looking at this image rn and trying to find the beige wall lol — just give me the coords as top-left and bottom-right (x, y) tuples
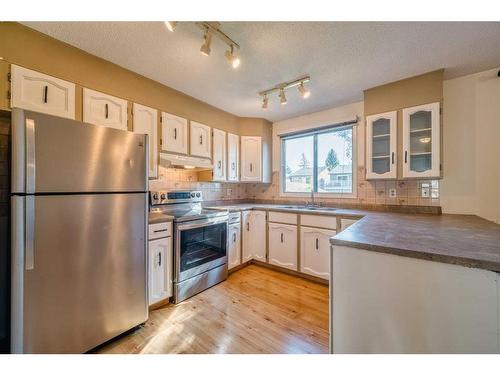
(441, 67), (500, 223)
(0, 22), (243, 133)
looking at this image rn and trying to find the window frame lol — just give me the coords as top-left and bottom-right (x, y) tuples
(280, 123), (357, 199)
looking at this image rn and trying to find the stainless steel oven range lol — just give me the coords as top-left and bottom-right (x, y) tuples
(149, 190), (229, 303)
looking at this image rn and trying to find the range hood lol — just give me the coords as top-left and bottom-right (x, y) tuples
(160, 152), (213, 171)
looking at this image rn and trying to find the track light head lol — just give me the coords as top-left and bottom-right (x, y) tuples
(200, 29), (212, 56)
(298, 82), (310, 99)
(279, 88), (287, 105)
(225, 45), (241, 69)
(262, 95), (269, 110)
(165, 21), (177, 32)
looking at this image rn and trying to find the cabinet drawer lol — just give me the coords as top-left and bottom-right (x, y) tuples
(229, 211), (241, 224)
(268, 211), (297, 225)
(149, 222), (172, 240)
(300, 214), (337, 230)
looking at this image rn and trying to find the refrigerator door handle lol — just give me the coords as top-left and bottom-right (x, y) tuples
(25, 196), (35, 270)
(26, 118), (36, 194)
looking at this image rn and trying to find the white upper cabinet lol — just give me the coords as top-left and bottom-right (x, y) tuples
(366, 111), (397, 179)
(402, 102), (441, 178)
(228, 222), (241, 270)
(10, 64), (75, 119)
(268, 222), (297, 271)
(161, 112), (188, 155)
(133, 103), (158, 179)
(212, 128), (227, 181)
(300, 226), (335, 280)
(190, 121), (211, 158)
(83, 88), (128, 131)
(240, 136), (262, 182)
(227, 133), (239, 182)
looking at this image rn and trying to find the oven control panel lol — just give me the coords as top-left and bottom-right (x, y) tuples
(150, 190), (203, 205)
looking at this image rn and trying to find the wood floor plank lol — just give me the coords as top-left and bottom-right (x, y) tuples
(96, 264), (329, 354)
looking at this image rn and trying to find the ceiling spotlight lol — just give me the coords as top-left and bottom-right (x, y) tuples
(200, 29), (212, 56)
(164, 21), (177, 32)
(262, 95), (269, 110)
(419, 137), (431, 144)
(298, 82), (311, 99)
(225, 45), (241, 69)
(279, 89), (287, 105)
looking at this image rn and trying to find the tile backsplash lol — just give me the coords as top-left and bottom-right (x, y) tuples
(244, 166), (440, 207)
(150, 165), (440, 208)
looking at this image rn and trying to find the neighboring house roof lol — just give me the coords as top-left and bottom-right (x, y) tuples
(289, 166), (326, 177)
(318, 164), (352, 180)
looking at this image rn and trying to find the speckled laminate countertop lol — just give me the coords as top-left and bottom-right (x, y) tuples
(205, 203), (500, 272)
(148, 211), (174, 224)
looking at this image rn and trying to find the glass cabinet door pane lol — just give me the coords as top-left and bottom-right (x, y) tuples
(372, 118), (390, 174)
(373, 157), (390, 174)
(373, 118), (390, 136)
(409, 110), (432, 173)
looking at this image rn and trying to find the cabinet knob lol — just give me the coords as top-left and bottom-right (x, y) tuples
(174, 128), (177, 140)
(405, 151), (408, 164)
(105, 103), (109, 119)
(233, 232), (236, 242)
(250, 163), (253, 172)
(200, 135), (203, 145)
(391, 152), (395, 164)
(280, 233), (284, 243)
(247, 222), (249, 231)
(158, 252), (162, 266)
(43, 85), (48, 104)
(315, 238), (319, 250)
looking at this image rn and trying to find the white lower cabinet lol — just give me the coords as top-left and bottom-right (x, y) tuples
(268, 222), (297, 271)
(242, 210), (267, 262)
(300, 226), (335, 279)
(148, 227), (172, 306)
(228, 222), (241, 270)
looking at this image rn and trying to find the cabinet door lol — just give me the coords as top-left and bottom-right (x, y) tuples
(212, 128), (227, 181)
(251, 211), (267, 261)
(190, 121), (211, 158)
(11, 64), (75, 119)
(300, 227), (335, 279)
(227, 133), (239, 181)
(133, 103), (158, 179)
(268, 222), (297, 271)
(366, 111), (397, 179)
(241, 211), (253, 262)
(161, 112), (188, 154)
(402, 102), (441, 178)
(148, 237), (172, 305)
(240, 136), (262, 182)
(228, 223), (241, 270)
(83, 88), (128, 130)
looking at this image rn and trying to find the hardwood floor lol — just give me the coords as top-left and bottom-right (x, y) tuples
(96, 264), (329, 354)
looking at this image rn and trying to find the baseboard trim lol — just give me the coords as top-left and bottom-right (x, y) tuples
(232, 259), (329, 286)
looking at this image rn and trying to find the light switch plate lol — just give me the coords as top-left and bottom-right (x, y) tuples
(389, 188), (397, 198)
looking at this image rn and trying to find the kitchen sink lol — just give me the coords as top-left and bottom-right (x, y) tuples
(278, 205), (338, 212)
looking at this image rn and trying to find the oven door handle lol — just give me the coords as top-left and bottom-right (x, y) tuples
(176, 216), (229, 231)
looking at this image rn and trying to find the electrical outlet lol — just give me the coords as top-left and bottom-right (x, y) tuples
(421, 182), (430, 198)
(389, 188), (397, 198)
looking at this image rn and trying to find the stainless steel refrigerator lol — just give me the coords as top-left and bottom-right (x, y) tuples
(10, 108), (149, 353)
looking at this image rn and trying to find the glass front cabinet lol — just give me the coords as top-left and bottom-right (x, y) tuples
(366, 110), (397, 179)
(402, 102), (441, 178)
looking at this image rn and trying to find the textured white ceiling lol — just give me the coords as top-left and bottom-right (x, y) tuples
(22, 22), (500, 121)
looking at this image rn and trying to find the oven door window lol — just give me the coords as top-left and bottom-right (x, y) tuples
(180, 222), (227, 273)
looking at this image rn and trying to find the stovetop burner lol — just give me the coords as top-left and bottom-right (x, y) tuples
(149, 190), (228, 222)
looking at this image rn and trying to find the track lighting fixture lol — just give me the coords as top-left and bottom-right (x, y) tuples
(225, 45), (241, 69)
(279, 89), (287, 105)
(298, 82), (311, 99)
(164, 21), (177, 32)
(200, 29), (213, 56)
(258, 76), (311, 110)
(262, 94), (269, 110)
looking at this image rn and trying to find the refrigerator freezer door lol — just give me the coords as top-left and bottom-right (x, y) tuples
(18, 193), (148, 353)
(12, 109), (147, 193)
